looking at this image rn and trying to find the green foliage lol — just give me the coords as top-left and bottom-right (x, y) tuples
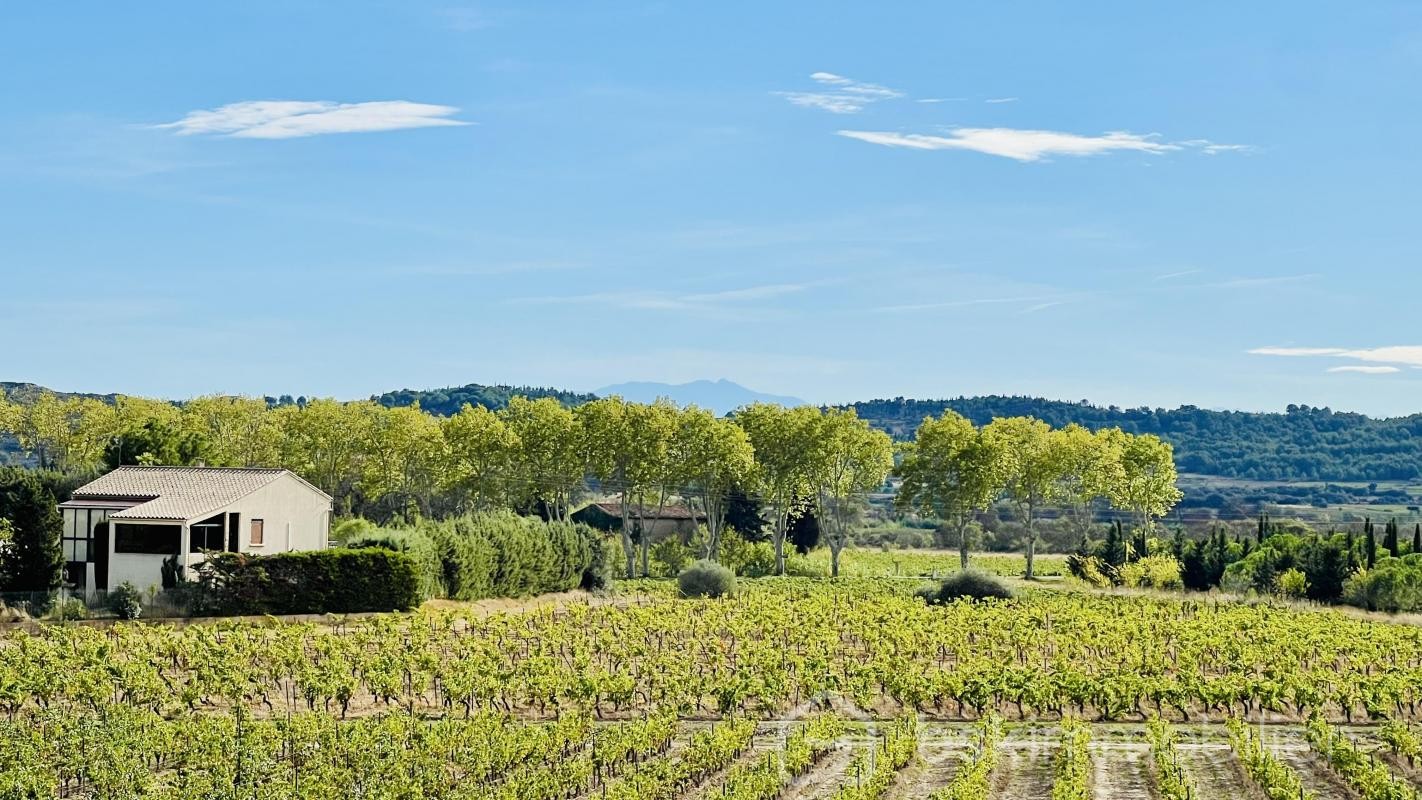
(922, 568), (1013, 603)
(355, 512), (611, 600)
(0, 467), (63, 595)
(1275, 567), (1310, 599)
(677, 559), (737, 598)
(192, 549), (421, 615)
(372, 383), (596, 417)
(719, 532), (777, 577)
(649, 538), (691, 577)
(852, 395), (1422, 482)
(1117, 555), (1184, 590)
(107, 582), (144, 620)
(1343, 554), (1422, 613)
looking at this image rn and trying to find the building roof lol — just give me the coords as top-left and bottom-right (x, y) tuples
(579, 502), (706, 521)
(68, 466), (329, 522)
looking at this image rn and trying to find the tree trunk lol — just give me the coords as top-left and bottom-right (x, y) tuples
(1024, 504), (1037, 580)
(956, 517), (970, 571)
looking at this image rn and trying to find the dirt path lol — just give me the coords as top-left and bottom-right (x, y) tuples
(1264, 732), (1359, 800)
(991, 745), (1056, 800)
(1090, 743), (1157, 800)
(883, 741), (967, 800)
(1175, 743), (1267, 800)
(781, 744), (859, 800)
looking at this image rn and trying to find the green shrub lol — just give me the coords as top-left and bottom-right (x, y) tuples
(192, 549), (421, 616)
(1343, 555), (1422, 613)
(346, 529), (444, 599)
(48, 597), (88, 621)
(1275, 568), (1310, 599)
(1118, 556), (1184, 591)
(355, 512), (612, 601)
(678, 560), (737, 598)
(651, 538), (692, 577)
(924, 569), (1013, 604)
(331, 517), (380, 545)
(721, 534), (777, 577)
(784, 553), (827, 578)
(107, 582), (144, 620)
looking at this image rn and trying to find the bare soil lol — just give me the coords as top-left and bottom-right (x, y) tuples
(1090, 742), (1157, 800)
(991, 744), (1057, 800)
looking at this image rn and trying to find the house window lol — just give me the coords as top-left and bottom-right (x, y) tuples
(250, 519), (264, 547)
(189, 525), (225, 553)
(114, 524), (180, 555)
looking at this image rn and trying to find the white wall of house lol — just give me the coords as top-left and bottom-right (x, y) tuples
(223, 473), (331, 554)
(110, 546), (178, 594)
(62, 473), (330, 595)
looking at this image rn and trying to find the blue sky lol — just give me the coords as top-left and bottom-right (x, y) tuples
(5, 2), (1422, 415)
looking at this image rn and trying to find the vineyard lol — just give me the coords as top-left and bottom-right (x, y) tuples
(3, 579), (1422, 797)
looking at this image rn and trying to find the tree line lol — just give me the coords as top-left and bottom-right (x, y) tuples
(895, 410), (1183, 578)
(853, 395), (1422, 482)
(0, 392), (1184, 580)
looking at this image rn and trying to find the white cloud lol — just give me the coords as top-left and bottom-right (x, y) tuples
(838, 128), (1253, 163)
(1328, 366), (1401, 374)
(777, 72), (904, 114)
(1250, 344), (1422, 373)
(156, 101), (469, 139)
(1248, 347), (1350, 358)
(837, 128), (1180, 162)
(984, 97), (1019, 104)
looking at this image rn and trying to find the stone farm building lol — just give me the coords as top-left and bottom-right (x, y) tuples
(59, 466), (332, 595)
(571, 502), (707, 542)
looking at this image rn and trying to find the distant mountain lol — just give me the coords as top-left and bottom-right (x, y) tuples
(595, 379), (804, 415)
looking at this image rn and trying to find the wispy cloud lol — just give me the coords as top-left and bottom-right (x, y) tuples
(984, 97), (1019, 104)
(1250, 344), (1422, 374)
(1210, 274), (1316, 289)
(1155, 269), (1202, 281)
(776, 72), (904, 114)
(1328, 365), (1401, 374)
(155, 101), (469, 139)
(874, 294), (1067, 313)
(837, 127), (1250, 163)
(1021, 301), (1065, 314)
(512, 282), (816, 312)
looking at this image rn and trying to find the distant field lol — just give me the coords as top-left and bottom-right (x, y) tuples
(804, 548), (1068, 578)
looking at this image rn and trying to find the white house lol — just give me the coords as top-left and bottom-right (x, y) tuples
(59, 466), (332, 595)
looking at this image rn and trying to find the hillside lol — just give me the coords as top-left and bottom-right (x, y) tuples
(371, 383), (597, 416)
(850, 396), (1422, 482)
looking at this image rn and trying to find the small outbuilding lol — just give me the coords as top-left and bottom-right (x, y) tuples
(59, 466), (332, 595)
(571, 502), (707, 542)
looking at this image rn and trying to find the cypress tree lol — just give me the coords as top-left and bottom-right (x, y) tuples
(0, 469), (64, 596)
(1384, 518), (1400, 558)
(1365, 519), (1377, 569)
(1414, 523), (1421, 555)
